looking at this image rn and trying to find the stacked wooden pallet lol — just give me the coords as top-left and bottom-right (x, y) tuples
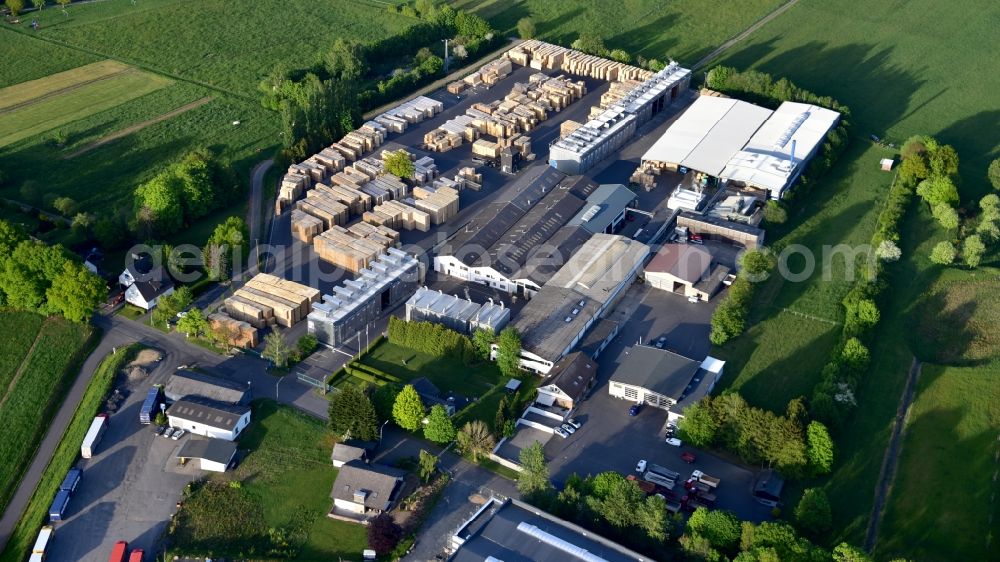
(423, 115), (478, 152)
(313, 223), (399, 273)
(207, 312), (259, 348)
(505, 40), (652, 82)
(225, 274), (320, 328)
(447, 81), (467, 94)
(473, 139), (500, 159)
(290, 209), (325, 243)
(464, 57), (513, 87)
(412, 185), (459, 225)
(364, 200), (432, 232)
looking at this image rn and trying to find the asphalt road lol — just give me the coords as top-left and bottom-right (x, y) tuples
(247, 158), (274, 276)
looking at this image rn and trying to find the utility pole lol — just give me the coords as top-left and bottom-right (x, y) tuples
(442, 38), (450, 73)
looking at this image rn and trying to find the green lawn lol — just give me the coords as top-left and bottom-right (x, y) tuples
(875, 360), (1000, 562)
(0, 345), (140, 562)
(170, 400), (367, 560)
(0, 315), (93, 517)
(461, 0), (786, 65)
(0, 29), (98, 88)
(359, 340), (503, 397)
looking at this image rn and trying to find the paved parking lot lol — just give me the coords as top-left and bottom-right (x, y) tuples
(541, 283), (773, 522)
(46, 361), (200, 562)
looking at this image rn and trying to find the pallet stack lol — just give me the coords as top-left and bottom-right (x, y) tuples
(423, 115), (478, 152)
(447, 81), (467, 95)
(412, 185), (459, 225)
(364, 200), (432, 232)
(505, 40), (652, 82)
(225, 274), (320, 329)
(313, 223), (399, 273)
(463, 58), (513, 88)
(457, 167), (483, 190)
(472, 139), (500, 160)
(296, 190), (351, 230)
(207, 312), (259, 348)
(290, 209), (325, 243)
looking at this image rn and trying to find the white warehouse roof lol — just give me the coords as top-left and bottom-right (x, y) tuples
(642, 96), (772, 176)
(719, 102), (841, 197)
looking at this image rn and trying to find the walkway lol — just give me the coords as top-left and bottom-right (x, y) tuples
(691, 0), (801, 70)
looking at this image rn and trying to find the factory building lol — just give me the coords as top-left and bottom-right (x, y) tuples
(404, 287), (511, 335)
(510, 234), (650, 374)
(308, 249), (422, 348)
(549, 63), (692, 174)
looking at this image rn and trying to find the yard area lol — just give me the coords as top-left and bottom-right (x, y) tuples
(169, 400), (367, 561)
(875, 360), (1000, 561)
(0, 314), (93, 517)
(358, 339), (503, 397)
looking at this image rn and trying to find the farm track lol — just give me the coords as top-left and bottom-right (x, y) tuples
(692, 0), (801, 70)
(0, 322), (48, 412)
(63, 96), (213, 159)
(865, 357), (922, 552)
(0, 68), (135, 115)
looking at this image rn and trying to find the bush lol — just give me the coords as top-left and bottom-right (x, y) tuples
(367, 513), (403, 556)
(386, 317), (474, 361)
(795, 488), (832, 534)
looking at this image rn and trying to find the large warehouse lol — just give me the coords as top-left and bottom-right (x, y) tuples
(608, 345), (724, 422)
(404, 287), (510, 334)
(642, 96), (840, 199)
(511, 234), (650, 374)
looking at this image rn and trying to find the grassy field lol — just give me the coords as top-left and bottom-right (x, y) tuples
(0, 63), (171, 147)
(169, 400), (367, 561)
(913, 276), (1000, 364)
(24, 0), (419, 96)
(0, 345), (140, 562)
(461, 0), (786, 65)
(0, 29), (98, 88)
(0, 314), (93, 518)
(0, 312), (46, 401)
(702, 0), (1000, 553)
(875, 359), (1000, 561)
(359, 339), (502, 396)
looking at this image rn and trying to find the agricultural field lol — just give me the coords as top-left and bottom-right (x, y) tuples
(169, 400), (367, 561)
(0, 345), (141, 562)
(0, 61), (172, 147)
(0, 314), (93, 517)
(359, 339), (502, 396)
(0, 30), (98, 88)
(21, 0), (419, 96)
(461, 0), (786, 65)
(707, 0), (1000, 553)
(876, 359), (1000, 562)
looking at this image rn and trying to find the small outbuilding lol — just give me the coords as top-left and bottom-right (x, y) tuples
(167, 398), (251, 442)
(176, 437), (238, 472)
(331, 440), (377, 468)
(644, 244), (730, 301)
(753, 469), (785, 507)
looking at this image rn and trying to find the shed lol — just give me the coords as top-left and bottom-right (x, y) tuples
(176, 437), (238, 472)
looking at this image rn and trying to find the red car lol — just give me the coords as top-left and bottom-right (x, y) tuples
(681, 452), (696, 464)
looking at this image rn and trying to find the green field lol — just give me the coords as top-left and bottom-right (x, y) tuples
(462, 0), (786, 65)
(0, 314), (93, 517)
(0, 64), (171, 147)
(702, 0), (1000, 554)
(25, 0), (419, 96)
(876, 360), (1000, 561)
(0, 30), (98, 88)
(169, 400), (367, 561)
(359, 339), (502, 396)
(0, 345), (140, 562)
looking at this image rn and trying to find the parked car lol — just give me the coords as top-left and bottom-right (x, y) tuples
(162, 428), (176, 439)
(665, 437), (683, 447)
(628, 403), (643, 416)
(560, 423), (576, 435)
(566, 418), (581, 429)
(553, 427), (569, 438)
(153, 425), (166, 436)
(688, 233), (704, 244)
(681, 452), (697, 464)
(687, 296), (699, 303)
(723, 273), (737, 286)
(655, 336), (667, 349)
(636, 459), (647, 473)
(170, 429), (186, 440)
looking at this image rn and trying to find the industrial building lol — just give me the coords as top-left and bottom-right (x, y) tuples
(176, 438), (238, 473)
(549, 62), (692, 175)
(677, 211), (766, 249)
(608, 345), (724, 423)
(435, 170), (640, 296)
(308, 248), (421, 348)
(641, 96), (840, 200)
(644, 244), (731, 301)
(450, 497), (649, 562)
(164, 370), (250, 405)
(511, 234), (650, 374)
(166, 398), (251, 442)
(404, 287), (510, 334)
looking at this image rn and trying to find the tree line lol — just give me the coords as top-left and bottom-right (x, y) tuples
(0, 219), (105, 322)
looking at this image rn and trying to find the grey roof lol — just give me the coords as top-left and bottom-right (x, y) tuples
(406, 288), (481, 323)
(578, 318), (619, 357)
(540, 352), (597, 403)
(176, 437), (238, 465)
(165, 370), (249, 405)
(451, 498), (649, 562)
(332, 443), (368, 464)
(680, 210), (767, 237)
(611, 345), (701, 399)
(693, 263), (732, 297)
(513, 225), (593, 287)
(754, 469), (785, 499)
(568, 184), (636, 234)
(410, 377), (440, 399)
(131, 266), (174, 301)
(167, 398), (250, 431)
(645, 244), (712, 284)
(513, 287), (600, 363)
(331, 460), (404, 512)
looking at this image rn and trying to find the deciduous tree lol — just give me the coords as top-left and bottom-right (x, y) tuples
(517, 441), (551, 498)
(516, 17), (536, 39)
(929, 240), (957, 265)
(687, 507), (741, 550)
(456, 420), (494, 462)
(916, 176), (959, 208)
(806, 421), (834, 475)
(383, 149), (415, 180)
(262, 330), (293, 368)
(367, 513), (403, 556)
(392, 384), (425, 431)
(931, 203), (959, 230)
(795, 488), (832, 533)
(677, 398), (718, 446)
(418, 449), (438, 483)
(5, 0), (24, 17)
(495, 326), (521, 377)
(177, 308), (209, 338)
(423, 404), (456, 444)
(324, 38), (366, 81)
(46, 261), (105, 323)
(989, 158), (1000, 191)
(962, 234), (986, 268)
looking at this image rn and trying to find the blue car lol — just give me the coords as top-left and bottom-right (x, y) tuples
(628, 403), (642, 416)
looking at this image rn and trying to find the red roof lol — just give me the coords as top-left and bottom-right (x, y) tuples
(644, 244), (711, 284)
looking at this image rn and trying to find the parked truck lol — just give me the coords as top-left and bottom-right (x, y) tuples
(691, 470), (721, 489)
(48, 490), (71, 522)
(626, 474), (658, 495)
(648, 464), (680, 482)
(28, 525), (53, 562)
(138, 387), (162, 425)
(59, 468), (82, 493)
(108, 541), (128, 562)
(81, 414), (109, 459)
(642, 471), (675, 490)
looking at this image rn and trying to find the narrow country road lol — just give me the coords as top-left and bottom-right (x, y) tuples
(247, 158), (274, 276)
(864, 357), (922, 552)
(691, 0), (800, 70)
